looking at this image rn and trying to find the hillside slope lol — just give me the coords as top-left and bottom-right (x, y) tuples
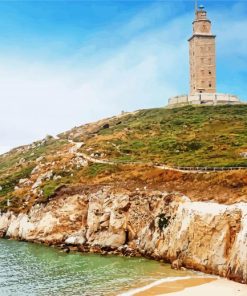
(60, 104), (247, 167)
(0, 105), (247, 212)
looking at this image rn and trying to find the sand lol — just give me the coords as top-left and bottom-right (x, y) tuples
(161, 279), (247, 296)
(121, 277), (247, 296)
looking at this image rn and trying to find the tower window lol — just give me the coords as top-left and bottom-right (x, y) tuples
(209, 71), (212, 75)
(209, 83), (212, 87)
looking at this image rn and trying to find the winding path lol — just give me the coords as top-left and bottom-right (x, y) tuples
(69, 141), (247, 174)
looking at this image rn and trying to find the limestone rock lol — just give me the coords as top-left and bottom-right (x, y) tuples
(0, 187), (247, 283)
(32, 171), (53, 189)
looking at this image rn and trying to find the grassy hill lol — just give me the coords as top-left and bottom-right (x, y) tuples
(0, 104), (247, 212)
(60, 104), (247, 167)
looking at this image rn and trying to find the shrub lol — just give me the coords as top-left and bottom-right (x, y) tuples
(84, 163), (119, 177)
(0, 165), (35, 197)
(157, 213), (170, 230)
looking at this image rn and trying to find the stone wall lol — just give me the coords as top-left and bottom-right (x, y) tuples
(168, 93), (242, 108)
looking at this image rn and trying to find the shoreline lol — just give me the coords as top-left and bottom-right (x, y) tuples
(2, 238), (247, 296)
(1, 187), (247, 287)
(120, 277), (247, 296)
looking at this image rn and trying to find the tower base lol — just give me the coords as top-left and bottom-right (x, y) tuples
(167, 93), (242, 109)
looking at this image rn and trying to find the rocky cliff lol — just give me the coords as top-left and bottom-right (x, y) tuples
(0, 186), (246, 284)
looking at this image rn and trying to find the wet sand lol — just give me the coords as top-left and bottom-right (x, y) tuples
(134, 277), (216, 296)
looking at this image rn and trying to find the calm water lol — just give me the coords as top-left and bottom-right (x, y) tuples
(0, 239), (191, 296)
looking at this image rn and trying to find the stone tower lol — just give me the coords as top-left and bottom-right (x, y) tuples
(188, 5), (216, 95)
(167, 4), (241, 108)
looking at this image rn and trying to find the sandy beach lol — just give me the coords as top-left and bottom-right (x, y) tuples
(161, 279), (247, 296)
(121, 277), (247, 296)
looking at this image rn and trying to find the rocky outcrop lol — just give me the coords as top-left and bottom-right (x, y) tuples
(0, 187), (246, 283)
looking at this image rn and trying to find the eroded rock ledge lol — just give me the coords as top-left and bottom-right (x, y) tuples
(0, 187), (246, 283)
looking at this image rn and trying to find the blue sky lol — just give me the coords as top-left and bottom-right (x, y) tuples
(0, 0), (247, 153)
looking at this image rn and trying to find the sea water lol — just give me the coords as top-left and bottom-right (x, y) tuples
(0, 239), (192, 296)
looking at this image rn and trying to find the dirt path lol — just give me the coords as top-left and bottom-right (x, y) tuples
(69, 141), (247, 174)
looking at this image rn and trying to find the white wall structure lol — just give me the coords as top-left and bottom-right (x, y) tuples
(168, 93), (242, 108)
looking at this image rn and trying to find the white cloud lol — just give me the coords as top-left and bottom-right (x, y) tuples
(0, 9), (190, 152)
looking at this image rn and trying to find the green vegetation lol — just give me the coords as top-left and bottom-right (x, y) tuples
(84, 105), (247, 167)
(158, 214), (170, 230)
(0, 195), (22, 212)
(0, 165), (35, 197)
(0, 138), (68, 209)
(42, 180), (63, 199)
(40, 171), (73, 200)
(84, 163), (119, 177)
(0, 138), (67, 175)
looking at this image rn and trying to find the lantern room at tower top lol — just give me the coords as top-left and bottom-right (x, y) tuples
(167, 4), (242, 108)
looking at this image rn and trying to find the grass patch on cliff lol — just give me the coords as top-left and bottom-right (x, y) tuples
(158, 214), (171, 230)
(41, 180), (63, 199)
(0, 194), (23, 212)
(82, 105), (247, 167)
(40, 172), (73, 201)
(0, 165), (35, 197)
(0, 139), (67, 175)
(0, 138), (68, 204)
(84, 163), (119, 177)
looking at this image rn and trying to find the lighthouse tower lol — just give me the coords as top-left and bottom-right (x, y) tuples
(167, 4), (241, 108)
(188, 5), (216, 95)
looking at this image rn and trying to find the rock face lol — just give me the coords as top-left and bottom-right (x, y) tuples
(0, 187), (246, 283)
